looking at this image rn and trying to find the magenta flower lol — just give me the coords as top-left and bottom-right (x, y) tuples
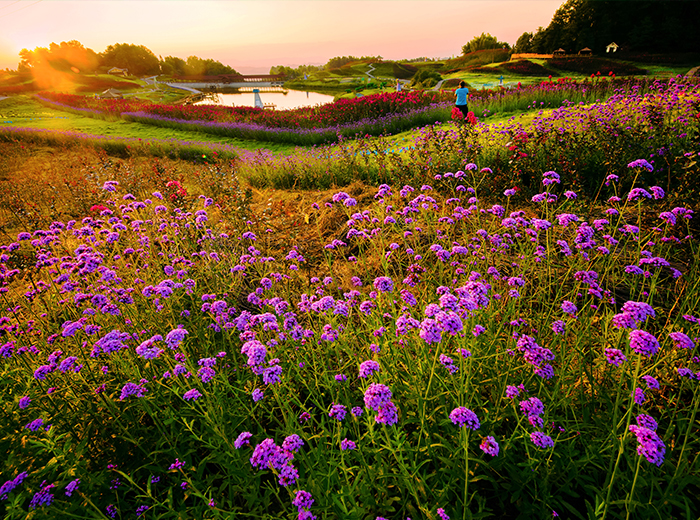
(449, 407), (480, 429)
(358, 360), (381, 378)
(669, 332), (694, 349)
(293, 489), (314, 511)
(530, 431), (554, 448)
(375, 401), (398, 425)
(629, 425), (665, 466)
(183, 388), (202, 401)
(328, 404), (347, 421)
(373, 276), (394, 293)
(340, 438), (356, 450)
(234, 432), (253, 449)
(604, 348), (627, 367)
(282, 434), (304, 453)
(629, 330), (660, 357)
(479, 436), (500, 456)
(364, 383), (392, 411)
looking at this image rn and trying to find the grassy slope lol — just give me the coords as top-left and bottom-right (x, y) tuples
(0, 95), (296, 154)
(290, 53), (697, 96)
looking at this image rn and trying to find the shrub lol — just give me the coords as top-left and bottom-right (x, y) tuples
(546, 57), (645, 76)
(392, 62), (418, 80)
(500, 60), (557, 76)
(411, 68), (442, 88)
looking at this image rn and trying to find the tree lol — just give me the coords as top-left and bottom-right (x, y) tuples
(18, 41), (99, 74)
(270, 64), (322, 80)
(160, 56), (186, 76)
(183, 56), (237, 76)
(524, 0), (700, 54)
(100, 43), (160, 76)
(514, 32), (534, 54)
(410, 68), (441, 88)
(462, 33), (510, 55)
(325, 55), (382, 70)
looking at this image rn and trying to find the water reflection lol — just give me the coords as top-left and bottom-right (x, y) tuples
(194, 89), (335, 110)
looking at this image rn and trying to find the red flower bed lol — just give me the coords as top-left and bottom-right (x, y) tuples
(38, 90), (454, 129)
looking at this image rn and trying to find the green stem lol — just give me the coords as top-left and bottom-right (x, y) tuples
(624, 454), (643, 520)
(601, 353), (642, 520)
(463, 427), (471, 520)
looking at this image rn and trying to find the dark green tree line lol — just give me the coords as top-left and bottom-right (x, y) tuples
(515, 0), (700, 54)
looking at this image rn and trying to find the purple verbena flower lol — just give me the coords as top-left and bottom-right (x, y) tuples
(329, 404), (347, 421)
(183, 388), (202, 401)
(364, 383), (392, 411)
(530, 431), (554, 448)
(449, 407), (480, 429)
(340, 438), (356, 451)
(628, 425), (665, 466)
(234, 432), (253, 449)
(479, 436), (499, 456)
(605, 348), (627, 367)
(629, 330), (660, 357)
(358, 360), (381, 378)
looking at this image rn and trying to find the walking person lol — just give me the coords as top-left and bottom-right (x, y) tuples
(455, 80), (469, 120)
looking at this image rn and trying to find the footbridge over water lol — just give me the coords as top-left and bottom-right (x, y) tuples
(165, 74), (286, 90)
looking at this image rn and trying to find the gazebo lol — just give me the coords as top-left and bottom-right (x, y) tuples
(606, 42), (620, 53)
(578, 47), (593, 57)
(108, 67), (128, 76)
(553, 48), (566, 57)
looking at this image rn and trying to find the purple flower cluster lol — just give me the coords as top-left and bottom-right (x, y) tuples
(530, 431), (554, 448)
(293, 490), (316, 519)
(479, 436), (500, 456)
(340, 438), (357, 451)
(629, 330), (660, 357)
(605, 348), (627, 367)
(250, 436), (303, 487)
(449, 407), (480, 430)
(612, 301), (655, 329)
(0, 472), (27, 500)
(358, 360), (381, 378)
(364, 383), (398, 425)
(234, 432), (253, 449)
(516, 335), (555, 378)
(520, 397), (545, 428)
(29, 481), (56, 509)
(669, 332), (694, 349)
(329, 404), (347, 421)
(629, 424), (665, 466)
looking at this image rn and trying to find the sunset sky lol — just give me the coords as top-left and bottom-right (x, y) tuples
(0, 0), (564, 73)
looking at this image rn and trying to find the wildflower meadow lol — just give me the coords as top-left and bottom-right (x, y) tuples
(1, 74), (699, 520)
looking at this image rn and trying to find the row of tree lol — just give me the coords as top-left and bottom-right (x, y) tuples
(17, 41), (239, 77)
(462, 1), (700, 57)
(270, 56), (389, 80)
(512, 0), (700, 55)
(325, 55), (383, 70)
(269, 64), (322, 80)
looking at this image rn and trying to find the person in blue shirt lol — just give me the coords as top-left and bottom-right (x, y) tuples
(455, 81), (469, 119)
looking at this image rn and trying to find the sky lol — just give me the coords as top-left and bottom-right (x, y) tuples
(0, 0), (564, 74)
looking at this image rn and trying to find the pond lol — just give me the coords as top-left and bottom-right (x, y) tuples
(194, 89), (336, 110)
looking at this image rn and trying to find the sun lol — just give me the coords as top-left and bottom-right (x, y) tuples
(13, 36), (48, 53)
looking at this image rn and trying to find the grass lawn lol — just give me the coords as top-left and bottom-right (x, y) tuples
(0, 95), (297, 154)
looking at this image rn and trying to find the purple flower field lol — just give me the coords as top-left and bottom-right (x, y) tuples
(1, 77), (699, 520)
